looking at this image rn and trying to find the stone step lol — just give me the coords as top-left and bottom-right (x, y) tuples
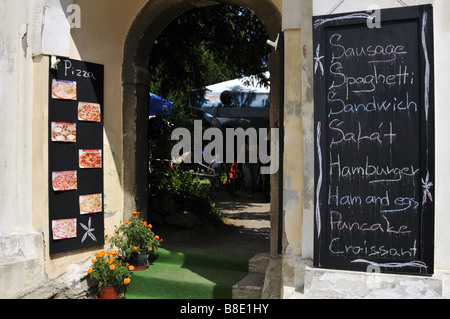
(248, 253), (270, 274)
(232, 272), (265, 299)
(232, 253), (270, 299)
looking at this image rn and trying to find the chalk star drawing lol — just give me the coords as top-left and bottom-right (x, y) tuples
(421, 171), (433, 205)
(80, 217), (97, 243)
(314, 44), (324, 76)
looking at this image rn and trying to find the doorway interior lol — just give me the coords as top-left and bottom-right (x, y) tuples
(122, 0), (282, 257)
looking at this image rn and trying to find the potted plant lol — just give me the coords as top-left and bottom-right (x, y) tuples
(87, 249), (133, 299)
(109, 211), (162, 270)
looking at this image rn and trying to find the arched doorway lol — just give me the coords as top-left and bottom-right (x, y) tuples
(121, 0), (282, 257)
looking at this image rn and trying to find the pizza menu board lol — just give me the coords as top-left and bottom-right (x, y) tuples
(313, 5), (434, 275)
(49, 57), (104, 254)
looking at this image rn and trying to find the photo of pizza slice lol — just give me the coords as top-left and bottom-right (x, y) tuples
(52, 79), (77, 100)
(80, 194), (102, 215)
(52, 171), (78, 191)
(78, 102), (101, 122)
(79, 150), (102, 169)
(52, 219), (77, 240)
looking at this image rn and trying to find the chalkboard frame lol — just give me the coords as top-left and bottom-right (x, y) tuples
(313, 5), (435, 275)
(48, 57), (105, 255)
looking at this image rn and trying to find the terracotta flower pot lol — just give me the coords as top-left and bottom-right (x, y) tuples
(99, 285), (119, 299)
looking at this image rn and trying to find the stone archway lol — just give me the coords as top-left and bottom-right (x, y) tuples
(121, 0), (283, 260)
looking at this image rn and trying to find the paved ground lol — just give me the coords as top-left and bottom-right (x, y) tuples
(156, 191), (271, 256)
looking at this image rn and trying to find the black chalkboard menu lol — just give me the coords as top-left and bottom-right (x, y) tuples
(313, 5), (434, 275)
(49, 57), (104, 254)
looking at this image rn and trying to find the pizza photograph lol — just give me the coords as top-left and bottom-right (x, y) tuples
(52, 218), (77, 240)
(51, 122), (76, 143)
(78, 102), (101, 122)
(79, 194), (102, 215)
(79, 150), (102, 169)
(52, 171), (78, 191)
(52, 79), (77, 100)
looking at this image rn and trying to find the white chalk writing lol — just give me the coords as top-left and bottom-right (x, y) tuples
(329, 33), (407, 64)
(316, 24), (427, 265)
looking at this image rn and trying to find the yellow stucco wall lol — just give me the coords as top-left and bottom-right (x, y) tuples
(30, 0), (151, 280)
(71, 0), (148, 223)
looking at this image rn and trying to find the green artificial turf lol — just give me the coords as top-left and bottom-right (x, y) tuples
(124, 245), (252, 299)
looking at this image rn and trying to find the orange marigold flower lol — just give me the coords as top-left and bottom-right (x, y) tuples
(128, 265), (135, 271)
(133, 246), (138, 251)
(124, 278), (131, 285)
(109, 265), (115, 270)
(91, 259), (96, 263)
(155, 235), (160, 240)
(87, 268), (93, 274)
(148, 247), (153, 252)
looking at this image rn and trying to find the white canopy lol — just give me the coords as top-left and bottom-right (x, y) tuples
(189, 72), (270, 110)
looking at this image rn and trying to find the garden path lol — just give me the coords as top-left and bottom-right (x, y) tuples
(156, 191), (271, 255)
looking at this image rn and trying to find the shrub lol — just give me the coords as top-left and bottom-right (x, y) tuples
(109, 212), (162, 260)
(150, 164), (223, 225)
(87, 250), (133, 288)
